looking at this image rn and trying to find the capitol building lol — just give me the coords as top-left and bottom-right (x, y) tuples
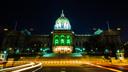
(0, 10), (123, 57)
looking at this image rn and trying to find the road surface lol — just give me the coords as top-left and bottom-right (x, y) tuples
(35, 64), (114, 72)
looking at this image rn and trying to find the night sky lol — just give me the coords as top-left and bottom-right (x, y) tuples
(0, 0), (128, 41)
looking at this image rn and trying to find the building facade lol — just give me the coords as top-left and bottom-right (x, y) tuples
(0, 11), (123, 57)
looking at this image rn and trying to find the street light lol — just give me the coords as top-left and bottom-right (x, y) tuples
(117, 28), (121, 31)
(3, 28), (8, 31)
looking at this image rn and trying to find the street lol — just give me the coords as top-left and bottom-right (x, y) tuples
(2, 60), (128, 72)
(36, 64), (114, 72)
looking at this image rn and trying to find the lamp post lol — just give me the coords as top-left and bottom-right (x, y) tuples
(116, 49), (124, 61)
(0, 51), (8, 69)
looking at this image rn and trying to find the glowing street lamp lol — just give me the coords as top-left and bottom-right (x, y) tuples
(3, 28), (8, 31)
(117, 28), (121, 31)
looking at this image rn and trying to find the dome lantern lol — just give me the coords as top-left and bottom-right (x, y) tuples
(61, 10), (64, 17)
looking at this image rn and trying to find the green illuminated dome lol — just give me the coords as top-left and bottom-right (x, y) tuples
(54, 10), (71, 30)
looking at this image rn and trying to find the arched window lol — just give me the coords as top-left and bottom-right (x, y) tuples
(54, 35), (59, 45)
(66, 35), (72, 45)
(60, 34), (65, 45)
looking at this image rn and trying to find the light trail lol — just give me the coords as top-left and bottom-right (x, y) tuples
(12, 63), (42, 72)
(85, 62), (122, 72)
(32, 65), (42, 72)
(0, 62), (35, 72)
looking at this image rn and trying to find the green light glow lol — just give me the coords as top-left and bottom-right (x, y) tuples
(55, 35), (59, 38)
(60, 35), (65, 38)
(60, 39), (64, 45)
(16, 49), (20, 54)
(117, 50), (120, 53)
(55, 39), (59, 45)
(66, 39), (71, 45)
(66, 35), (71, 45)
(40, 48), (43, 51)
(4, 51), (7, 54)
(60, 35), (65, 45)
(53, 34), (72, 46)
(94, 28), (103, 35)
(27, 48), (30, 51)
(54, 35), (59, 45)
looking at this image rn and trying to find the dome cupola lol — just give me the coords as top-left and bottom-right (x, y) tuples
(54, 10), (71, 30)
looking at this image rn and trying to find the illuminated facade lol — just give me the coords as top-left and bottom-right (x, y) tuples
(0, 10), (123, 57)
(52, 31), (73, 54)
(52, 11), (73, 54)
(1, 11), (92, 55)
(54, 10), (71, 30)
